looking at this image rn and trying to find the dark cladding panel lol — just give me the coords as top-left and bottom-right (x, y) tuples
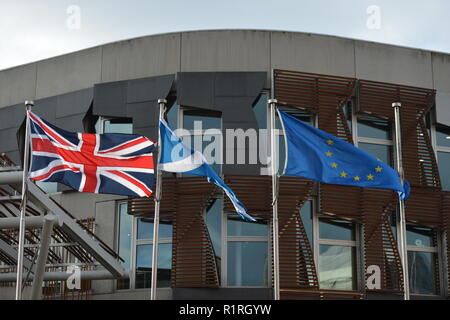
(436, 91), (450, 126)
(177, 72), (216, 109)
(56, 88), (94, 118)
(54, 114), (86, 132)
(93, 80), (128, 118)
(32, 96), (57, 123)
(177, 72), (267, 175)
(0, 104), (25, 130)
(0, 127), (21, 152)
(215, 72), (267, 98)
(127, 75), (174, 104)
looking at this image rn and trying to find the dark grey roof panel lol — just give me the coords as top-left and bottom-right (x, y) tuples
(93, 80), (128, 118)
(56, 88), (94, 118)
(127, 74), (174, 104)
(0, 104), (25, 130)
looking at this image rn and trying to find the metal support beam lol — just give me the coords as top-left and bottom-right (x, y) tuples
(0, 215), (59, 230)
(0, 171), (23, 185)
(0, 270), (129, 282)
(31, 215), (56, 300)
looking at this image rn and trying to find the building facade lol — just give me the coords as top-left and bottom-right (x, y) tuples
(0, 30), (449, 300)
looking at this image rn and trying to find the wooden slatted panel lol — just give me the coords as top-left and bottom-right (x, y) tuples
(405, 188), (443, 229)
(172, 178), (218, 287)
(359, 80), (438, 189)
(224, 175), (319, 296)
(278, 177), (317, 290)
(362, 189), (403, 293)
(128, 176), (219, 287)
(274, 70), (356, 143)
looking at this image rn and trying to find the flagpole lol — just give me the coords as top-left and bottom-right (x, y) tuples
(269, 98), (280, 301)
(150, 99), (167, 301)
(392, 102), (410, 300)
(16, 100), (33, 300)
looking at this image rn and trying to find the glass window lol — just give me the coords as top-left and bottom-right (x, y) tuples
(253, 93), (268, 130)
(319, 245), (356, 290)
(319, 219), (355, 241)
(436, 126), (450, 148)
(407, 225), (439, 295)
(407, 226), (435, 247)
(135, 243), (172, 289)
(437, 152), (450, 190)
(408, 251), (438, 295)
(358, 142), (392, 165)
(137, 218), (173, 241)
(227, 242), (268, 287)
(167, 103), (179, 128)
(276, 109), (312, 130)
(357, 117), (391, 140)
(228, 217), (268, 237)
(318, 217), (358, 291)
(102, 118), (133, 134)
(117, 202), (132, 289)
(300, 200), (313, 245)
(206, 198), (222, 258)
(183, 109), (221, 131)
(117, 202), (173, 290)
(226, 203), (268, 287)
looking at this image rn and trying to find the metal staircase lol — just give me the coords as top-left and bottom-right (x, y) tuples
(0, 153), (127, 299)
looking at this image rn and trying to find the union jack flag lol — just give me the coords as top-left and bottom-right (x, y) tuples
(28, 111), (155, 197)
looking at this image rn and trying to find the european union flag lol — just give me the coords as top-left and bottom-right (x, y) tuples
(278, 110), (410, 200)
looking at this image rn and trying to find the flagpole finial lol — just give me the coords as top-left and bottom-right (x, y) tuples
(25, 100), (34, 108)
(392, 102), (401, 108)
(158, 99), (167, 105)
(268, 99), (278, 105)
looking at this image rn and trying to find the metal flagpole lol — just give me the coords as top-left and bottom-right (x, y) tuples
(16, 100), (33, 300)
(392, 102), (410, 300)
(269, 97), (280, 301)
(150, 99), (167, 301)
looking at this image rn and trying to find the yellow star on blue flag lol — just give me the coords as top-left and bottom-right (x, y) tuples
(278, 110), (410, 200)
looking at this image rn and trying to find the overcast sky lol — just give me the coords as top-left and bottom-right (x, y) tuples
(1, 0), (449, 70)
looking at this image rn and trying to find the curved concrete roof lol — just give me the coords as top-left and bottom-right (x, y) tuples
(1, 29), (449, 109)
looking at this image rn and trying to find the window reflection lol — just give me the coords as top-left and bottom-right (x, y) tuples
(183, 109), (221, 131)
(408, 251), (437, 295)
(117, 202), (132, 289)
(319, 219), (355, 241)
(300, 200), (313, 245)
(135, 243), (172, 289)
(407, 226), (435, 247)
(137, 218), (173, 240)
(227, 242), (268, 287)
(319, 245), (356, 291)
(357, 117), (391, 140)
(253, 93), (268, 130)
(206, 198), (222, 258)
(437, 152), (450, 190)
(101, 118), (133, 134)
(436, 126), (450, 148)
(228, 216), (268, 237)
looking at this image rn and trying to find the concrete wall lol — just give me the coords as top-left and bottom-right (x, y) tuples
(2, 29), (450, 110)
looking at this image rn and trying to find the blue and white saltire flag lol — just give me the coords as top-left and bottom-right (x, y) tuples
(159, 119), (255, 222)
(278, 110), (410, 200)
